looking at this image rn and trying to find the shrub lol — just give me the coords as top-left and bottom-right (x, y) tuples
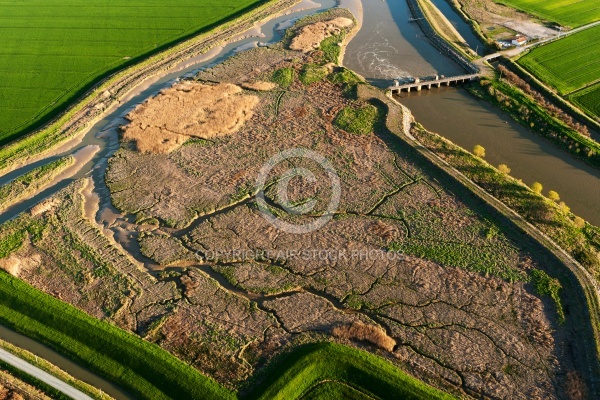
(548, 190), (560, 202)
(498, 163), (511, 174)
(574, 216), (586, 229)
(531, 181), (543, 194)
(334, 105), (379, 135)
(473, 145), (485, 158)
(271, 68), (294, 89)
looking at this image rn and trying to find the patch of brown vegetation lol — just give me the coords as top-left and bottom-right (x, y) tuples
(0, 254), (40, 277)
(239, 80), (277, 91)
(30, 199), (60, 217)
(332, 321), (396, 352)
(289, 17), (353, 53)
(565, 371), (588, 400)
(122, 82), (259, 154)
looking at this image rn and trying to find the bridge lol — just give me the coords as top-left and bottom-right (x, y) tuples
(388, 73), (480, 94)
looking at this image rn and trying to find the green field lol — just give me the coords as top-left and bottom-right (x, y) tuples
(0, 0), (261, 145)
(570, 82), (600, 119)
(246, 342), (456, 400)
(518, 26), (600, 95)
(497, 0), (600, 27)
(0, 263), (454, 399)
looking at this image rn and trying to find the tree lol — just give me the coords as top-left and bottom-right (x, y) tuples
(573, 216), (586, 229)
(473, 145), (485, 158)
(559, 201), (570, 214)
(531, 182), (543, 194)
(547, 190), (560, 202)
(498, 164), (511, 174)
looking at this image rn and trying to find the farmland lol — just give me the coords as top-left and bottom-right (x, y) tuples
(570, 83), (600, 119)
(518, 26), (600, 95)
(496, 0), (600, 27)
(0, 0), (261, 145)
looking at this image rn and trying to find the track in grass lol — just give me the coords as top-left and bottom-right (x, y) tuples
(0, 0), (261, 144)
(518, 26), (600, 95)
(497, 0), (600, 27)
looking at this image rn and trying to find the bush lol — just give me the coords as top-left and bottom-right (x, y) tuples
(473, 145), (485, 158)
(531, 181), (543, 194)
(271, 68), (294, 89)
(548, 190), (560, 202)
(498, 164), (511, 174)
(298, 63), (328, 85)
(334, 105), (379, 135)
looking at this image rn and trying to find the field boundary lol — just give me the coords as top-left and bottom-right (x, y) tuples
(0, 0), (300, 178)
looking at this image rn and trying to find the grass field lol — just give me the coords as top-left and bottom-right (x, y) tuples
(246, 342), (456, 400)
(570, 82), (600, 119)
(497, 0), (600, 27)
(518, 26), (600, 95)
(0, 0), (262, 145)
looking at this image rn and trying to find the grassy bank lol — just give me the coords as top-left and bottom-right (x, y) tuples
(0, 271), (233, 400)
(245, 342), (456, 399)
(468, 76), (600, 169)
(0, 156), (75, 213)
(410, 124), (600, 280)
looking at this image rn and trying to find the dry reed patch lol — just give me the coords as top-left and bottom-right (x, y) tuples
(290, 17), (353, 53)
(0, 254), (40, 277)
(332, 321), (396, 352)
(30, 198), (61, 217)
(239, 80), (277, 91)
(122, 82), (259, 154)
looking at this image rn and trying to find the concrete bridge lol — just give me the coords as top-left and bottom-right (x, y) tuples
(388, 73), (480, 94)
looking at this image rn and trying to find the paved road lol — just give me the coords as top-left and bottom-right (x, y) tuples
(0, 348), (94, 400)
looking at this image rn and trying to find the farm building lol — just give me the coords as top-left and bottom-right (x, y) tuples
(509, 34), (528, 46)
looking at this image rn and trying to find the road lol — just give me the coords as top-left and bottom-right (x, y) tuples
(0, 348), (94, 400)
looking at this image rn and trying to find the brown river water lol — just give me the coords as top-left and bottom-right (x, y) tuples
(345, 0), (600, 225)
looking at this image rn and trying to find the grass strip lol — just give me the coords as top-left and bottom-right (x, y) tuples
(245, 342), (456, 400)
(0, 156), (75, 213)
(0, 271), (233, 400)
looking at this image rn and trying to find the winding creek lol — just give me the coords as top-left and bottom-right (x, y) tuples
(0, 0), (599, 395)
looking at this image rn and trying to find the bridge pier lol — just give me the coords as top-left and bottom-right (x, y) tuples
(416, 85), (421, 91)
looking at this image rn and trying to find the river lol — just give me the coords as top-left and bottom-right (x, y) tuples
(0, 0), (599, 395)
(345, 0), (600, 225)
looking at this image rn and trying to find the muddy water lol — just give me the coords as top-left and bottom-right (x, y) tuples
(344, 0), (464, 86)
(400, 87), (600, 225)
(344, 0), (600, 225)
(428, 0), (484, 54)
